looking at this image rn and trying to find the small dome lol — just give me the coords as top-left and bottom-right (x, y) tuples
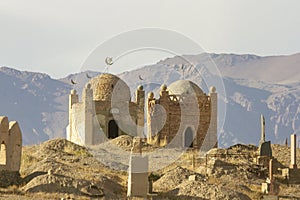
(138, 85), (143, 91)
(148, 92), (154, 99)
(85, 83), (91, 89)
(71, 89), (77, 95)
(168, 80), (203, 96)
(210, 86), (216, 93)
(160, 84), (167, 91)
(88, 73), (131, 101)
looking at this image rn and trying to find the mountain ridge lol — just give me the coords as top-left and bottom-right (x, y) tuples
(158, 52), (300, 84)
(0, 52), (299, 146)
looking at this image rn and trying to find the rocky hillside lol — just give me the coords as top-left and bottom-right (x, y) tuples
(0, 67), (71, 144)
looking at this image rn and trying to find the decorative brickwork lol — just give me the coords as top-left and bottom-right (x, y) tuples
(147, 80), (217, 149)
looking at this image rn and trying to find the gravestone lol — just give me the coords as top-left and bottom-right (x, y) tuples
(260, 115), (266, 145)
(259, 141), (272, 157)
(127, 137), (148, 198)
(262, 159), (279, 195)
(257, 115), (273, 167)
(189, 175), (197, 181)
(290, 134), (297, 169)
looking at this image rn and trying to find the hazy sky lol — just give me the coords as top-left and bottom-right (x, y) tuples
(1, 0), (300, 78)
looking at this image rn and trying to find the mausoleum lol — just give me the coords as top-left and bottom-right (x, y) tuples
(67, 73), (218, 149)
(147, 80), (217, 149)
(67, 73), (145, 146)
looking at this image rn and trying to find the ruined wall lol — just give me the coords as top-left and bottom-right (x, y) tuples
(0, 116), (9, 167)
(0, 116), (22, 172)
(7, 121), (22, 171)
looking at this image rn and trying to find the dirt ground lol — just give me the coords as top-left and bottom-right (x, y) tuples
(0, 137), (299, 199)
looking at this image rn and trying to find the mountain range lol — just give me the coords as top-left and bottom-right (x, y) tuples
(0, 52), (299, 146)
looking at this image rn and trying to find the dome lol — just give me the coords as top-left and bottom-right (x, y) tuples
(210, 86), (216, 93)
(88, 73), (131, 101)
(71, 89), (77, 95)
(168, 80), (203, 96)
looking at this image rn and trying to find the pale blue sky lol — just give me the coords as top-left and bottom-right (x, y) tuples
(0, 0), (299, 78)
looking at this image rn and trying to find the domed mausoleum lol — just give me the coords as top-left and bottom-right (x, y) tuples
(67, 73), (145, 146)
(147, 79), (217, 150)
(67, 73), (217, 150)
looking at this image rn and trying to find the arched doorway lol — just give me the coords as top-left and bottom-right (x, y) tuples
(0, 141), (6, 165)
(108, 120), (119, 139)
(184, 127), (194, 148)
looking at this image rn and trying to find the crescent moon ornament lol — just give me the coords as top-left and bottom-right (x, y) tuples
(71, 79), (77, 85)
(86, 73), (92, 79)
(138, 75), (144, 80)
(105, 57), (113, 65)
